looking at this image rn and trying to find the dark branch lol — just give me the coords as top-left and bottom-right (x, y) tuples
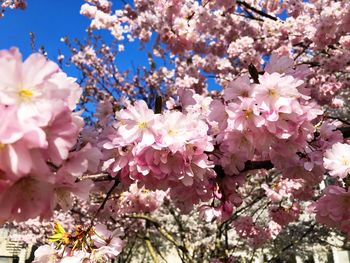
(248, 63), (260, 84)
(90, 177), (119, 224)
(242, 160), (274, 172)
(154, 95), (163, 114)
(268, 223), (316, 262)
(236, 1), (278, 21)
(338, 126), (350, 138)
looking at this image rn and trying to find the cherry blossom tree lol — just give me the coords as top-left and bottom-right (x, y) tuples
(1, 0), (350, 262)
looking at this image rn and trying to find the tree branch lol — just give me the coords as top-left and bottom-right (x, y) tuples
(145, 238), (159, 263)
(267, 223), (316, 262)
(145, 224), (159, 263)
(125, 214), (192, 261)
(236, 1), (278, 21)
(75, 173), (114, 182)
(90, 177), (119, 224)
(338, 126), (350, 138)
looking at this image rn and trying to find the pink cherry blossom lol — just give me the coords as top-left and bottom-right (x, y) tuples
(311, 185), (350, 235)
(324, 142), (350, 178)
(254, 72), (304, 111)
(0, 176), (55, 223)
(33, 245), (58, 263)
(91, 224), (124, 259)
(115, 100), (157, 147)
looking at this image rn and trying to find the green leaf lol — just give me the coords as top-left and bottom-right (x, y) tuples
(48, 222), (67, 243)
(54, 222), (66, 235)
(48, 233), (64, 243)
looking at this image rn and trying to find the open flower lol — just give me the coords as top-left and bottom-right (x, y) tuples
(0, 48), (80, 124)
(91, 224), (124, 259)
(324, 142), (350, 178)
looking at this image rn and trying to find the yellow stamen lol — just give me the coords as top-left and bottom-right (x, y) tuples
(268, 88), (278, 98)
(18, 89), (33, 99)
(168, 129), (178, 136)
(138, 122), (147, 129)
(341, 157), (350, 166)
(0, 143), (5, 150)
(244, 109), (253, 119)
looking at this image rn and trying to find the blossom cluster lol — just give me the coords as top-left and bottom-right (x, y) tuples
(311, 185), (350, 237)
(0, 48), (100, 224)
(190, 56), (323, 219)
(262, 178), (304, 203)
(218, 68), (321, 175)
(233, 216), (278, 248)
(106, 183), (167, 215)
(101, 99), (215, 212)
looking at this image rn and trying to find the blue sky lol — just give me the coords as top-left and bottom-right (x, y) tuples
(0, 0), (148, 79)
(0, 1), (88, 62)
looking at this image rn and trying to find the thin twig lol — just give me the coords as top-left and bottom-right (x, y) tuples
(267, 223), (316, 262)
(90, 178), (120, 224)
(125, 214), (192, 261)
(75, 173), (114, 182)
(237, 1), (278, 21)
(145, 235), (159, 263)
